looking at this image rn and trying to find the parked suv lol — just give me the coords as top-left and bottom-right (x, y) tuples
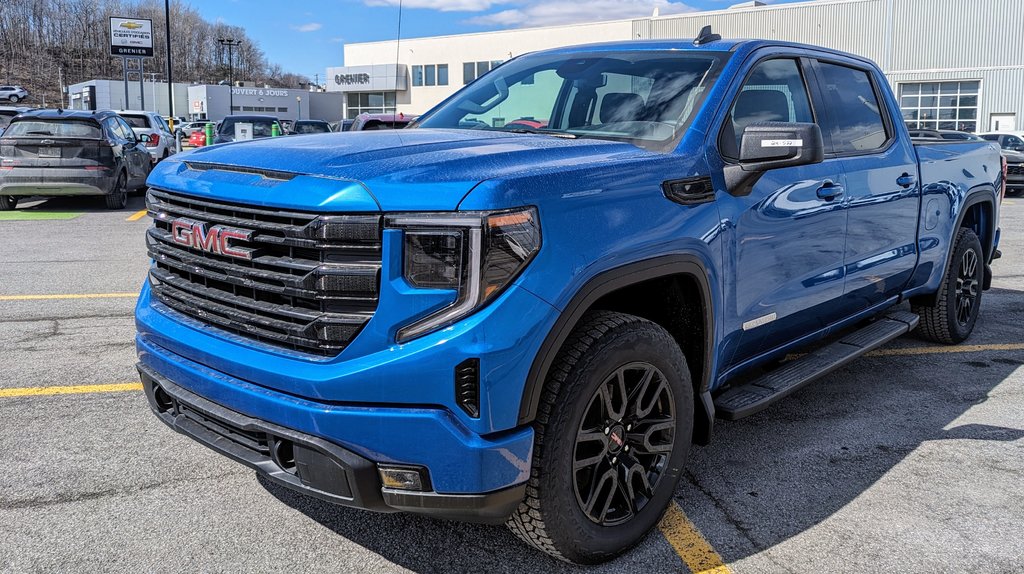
(0, 85), (29, 103)
(118, 110), (176, 163)
(979, 132), (1024, 195)
(212, 115), (283, 144)
(289, 119), (333, 134)
(0, 106), (31, 136)
(0, 109), (151, 210)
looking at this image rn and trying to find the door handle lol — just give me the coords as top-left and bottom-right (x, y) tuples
(897, 173), (917, 188)
(816, 181), (844, 201)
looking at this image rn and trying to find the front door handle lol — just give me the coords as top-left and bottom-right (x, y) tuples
(897, 173), (917, 188)
(816, 181), (844, 201)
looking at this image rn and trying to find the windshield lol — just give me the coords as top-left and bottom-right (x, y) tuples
(219, 118), (279, 138)
(4, 119), (101, 139)
(415, 50), (728, 151)
(121, 115), (151, 129)
(293, 122), (330, 134)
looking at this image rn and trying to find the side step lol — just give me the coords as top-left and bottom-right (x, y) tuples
(713, 311), (919, 420)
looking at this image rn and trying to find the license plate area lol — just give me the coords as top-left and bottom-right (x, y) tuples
(38, 147), (60, 158)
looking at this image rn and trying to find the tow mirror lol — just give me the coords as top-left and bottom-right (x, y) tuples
(724, 122), (824, 196)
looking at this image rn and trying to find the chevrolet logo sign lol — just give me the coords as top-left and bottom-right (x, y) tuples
(119, 21), (144, 29)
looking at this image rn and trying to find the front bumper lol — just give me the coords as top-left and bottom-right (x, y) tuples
(0, 168), (114, 196)
(1006, 165), (1024, 192)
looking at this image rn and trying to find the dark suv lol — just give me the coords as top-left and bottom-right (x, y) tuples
(0, 109), (151, 210)
(213, 115), (284, 144)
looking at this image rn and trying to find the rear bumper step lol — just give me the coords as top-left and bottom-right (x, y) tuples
(713, 311), (919, 420)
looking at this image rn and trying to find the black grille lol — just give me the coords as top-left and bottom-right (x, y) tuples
(146, 188), (382, 355)
(1008, 164), (1024, 176)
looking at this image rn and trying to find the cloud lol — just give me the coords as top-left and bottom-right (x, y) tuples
(465, 1), (696, 26)
(292, 22), (322, 32)
(364, 0), (508, 11)
(329, 37), (345, 43)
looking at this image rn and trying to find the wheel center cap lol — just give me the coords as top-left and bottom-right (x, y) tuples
(608, 424), (626, 454)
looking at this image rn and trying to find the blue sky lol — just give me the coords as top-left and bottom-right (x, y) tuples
(199, 0), (805, 80)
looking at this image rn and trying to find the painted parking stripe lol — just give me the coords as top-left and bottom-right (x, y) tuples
(0, 292), (137, 301)
(0, 383), (142, 398)
(660, 501), (732, 574)
(866, 343), (1024, 357)
(126, 209), (148, 221)
(0, 211), (82, 221)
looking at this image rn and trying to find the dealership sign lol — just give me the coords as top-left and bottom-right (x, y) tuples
(110, 17), (154, 57)
(335, 74), (371, 86)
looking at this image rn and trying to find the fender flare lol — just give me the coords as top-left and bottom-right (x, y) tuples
(516, 254), (718, 444)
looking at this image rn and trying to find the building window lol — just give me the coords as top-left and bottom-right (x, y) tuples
(899, 81), (979, 133)
(278, 107), (288, 112)
(412, 65), (424, 87)
(463, 62), (476, 85)
(425, 65), (436, 86)
(413, 64), (447, 87)
(438, 64), (448, 86)
(463, 61), (502, 85)
(346, 91), (397, 119)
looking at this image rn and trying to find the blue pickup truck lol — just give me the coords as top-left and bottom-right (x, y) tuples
(135, 31), (1004, 563)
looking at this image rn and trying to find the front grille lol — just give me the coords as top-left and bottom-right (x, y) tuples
(146, 188), (382, 355)
(1008, 164), (1024, 176)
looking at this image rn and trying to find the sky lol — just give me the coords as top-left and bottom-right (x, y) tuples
(198, 0), (806, 81)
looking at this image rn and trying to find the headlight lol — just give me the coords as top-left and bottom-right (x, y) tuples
(386, 207), (540, 342)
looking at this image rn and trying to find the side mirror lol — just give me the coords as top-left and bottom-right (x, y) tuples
(738, 121), (824, 171)
(723, 121), (824, 195)
(139, 133), (151, 144)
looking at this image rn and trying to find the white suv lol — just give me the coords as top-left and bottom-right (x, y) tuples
(118, 110), (176, 163)
(0, 86), (28, 103)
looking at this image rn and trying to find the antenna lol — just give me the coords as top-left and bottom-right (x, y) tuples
(693, 25), (721, 46)
(392, 0), (403, 129)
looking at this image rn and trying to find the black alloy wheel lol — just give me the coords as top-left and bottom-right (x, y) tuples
(955, 248), (979, 327)
(913, 227), (984, 344)
(573, 362), (675, 526)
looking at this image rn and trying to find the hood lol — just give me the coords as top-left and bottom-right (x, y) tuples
(152, 128), (652, 211)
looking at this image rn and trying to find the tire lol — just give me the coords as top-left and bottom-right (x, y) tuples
(7, 95), (17, 103)
(506, 311), (694, 564)
(105, 173), (128, 210)
(0, 195), (17, 210)
(912, 227), (984, 344)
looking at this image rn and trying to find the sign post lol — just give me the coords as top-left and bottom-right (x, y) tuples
(110, 17), (153, 110)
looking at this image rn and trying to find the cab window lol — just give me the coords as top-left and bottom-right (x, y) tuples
(814, 61), (888, 153)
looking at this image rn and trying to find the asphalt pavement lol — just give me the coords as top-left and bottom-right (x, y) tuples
(0, 193), (1021, 573)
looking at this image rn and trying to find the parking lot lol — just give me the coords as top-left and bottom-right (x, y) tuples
(0, 195), (1022, 573)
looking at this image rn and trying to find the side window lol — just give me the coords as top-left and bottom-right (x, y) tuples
(1006, 136), (1024, 149)
(721, 58), (813, 159)
(116, 118), (136, 141)
(815, 61), (888, 153)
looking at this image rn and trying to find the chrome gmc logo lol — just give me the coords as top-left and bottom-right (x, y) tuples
(170, 217), (255, 260)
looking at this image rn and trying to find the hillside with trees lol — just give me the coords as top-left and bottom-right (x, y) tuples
(0, 0), (310, 107)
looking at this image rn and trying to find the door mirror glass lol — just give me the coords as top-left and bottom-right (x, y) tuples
(738, 121), (824, 171)
(139, 133), (151, 144)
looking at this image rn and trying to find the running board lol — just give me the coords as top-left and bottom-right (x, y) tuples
(713, 311), (920, 420)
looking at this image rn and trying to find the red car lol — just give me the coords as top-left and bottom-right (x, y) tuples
(188, 130), (207, 147)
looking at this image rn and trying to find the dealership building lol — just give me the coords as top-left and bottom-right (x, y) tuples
(327, 0), (1024, 133)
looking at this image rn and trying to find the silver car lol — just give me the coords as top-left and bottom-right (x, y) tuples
(0, 85), (28, 103)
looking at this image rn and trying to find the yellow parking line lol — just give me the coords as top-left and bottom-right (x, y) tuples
(866, 343), (1024, 357)
(0, 292), (137, 301)
(659, 501), (732, 574)
(0, 383), (142, 398)
(126, 209), (148, 221)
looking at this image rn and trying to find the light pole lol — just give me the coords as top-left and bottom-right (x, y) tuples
(296, 95), (302, 120)
(165, 0), (174, 126)
(217, 38), (242, 114)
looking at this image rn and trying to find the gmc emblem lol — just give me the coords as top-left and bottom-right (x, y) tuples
(170, 217), (255, 260)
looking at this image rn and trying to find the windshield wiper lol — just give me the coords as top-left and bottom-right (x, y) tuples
(502, 127), (579, 139)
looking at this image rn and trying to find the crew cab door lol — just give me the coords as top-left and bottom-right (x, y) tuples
(809, 59), (920, 312)
(111, 117), (149, 187)
(710, 54), (850, 367)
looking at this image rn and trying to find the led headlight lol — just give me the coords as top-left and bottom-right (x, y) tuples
(386, 207), (540, 342)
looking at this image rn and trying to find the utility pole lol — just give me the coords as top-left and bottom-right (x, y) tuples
(217, 38), (242, 115)
(165, 0), (174, 125)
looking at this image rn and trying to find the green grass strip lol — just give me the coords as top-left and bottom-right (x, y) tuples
(0, 211), (82, 221)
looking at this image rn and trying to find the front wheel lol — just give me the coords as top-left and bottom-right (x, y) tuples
(912, 227), (984, 344)
(7, 95), (17, 103)
(506, 311), (693, 564)
(0, 195), (17, 210)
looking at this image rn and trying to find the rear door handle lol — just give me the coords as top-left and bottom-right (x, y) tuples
(897, 173), (917, 188)
(816, 181), (844, 201)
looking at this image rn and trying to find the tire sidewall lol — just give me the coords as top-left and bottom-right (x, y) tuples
(107, 173), (127, 209)
(541, 321), (693, 561)
(943, 229), (984, 342)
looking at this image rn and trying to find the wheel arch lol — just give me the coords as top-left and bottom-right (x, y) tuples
(517, 254), (717, 445)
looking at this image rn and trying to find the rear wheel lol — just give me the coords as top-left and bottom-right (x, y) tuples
(105, 173), (128, 210)
(912, 227), (984, 344)
(506, 311), (693, 564)
(7, 95), (17, 103)
(0, 195), (17, 210)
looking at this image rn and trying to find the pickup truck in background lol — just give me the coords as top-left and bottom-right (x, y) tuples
(135, 31), (1003, 563)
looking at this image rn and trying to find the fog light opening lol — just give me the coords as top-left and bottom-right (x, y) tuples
(152, 384), (174, 413)
(272, 438), (297, 474)
(378, 465), (430, 492)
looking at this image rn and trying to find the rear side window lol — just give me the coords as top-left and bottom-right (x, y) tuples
(721, 58), (814, 160)
(121, 115), (151, 129)
(4, 119), (101, 139)
(814, 62), (888, 153)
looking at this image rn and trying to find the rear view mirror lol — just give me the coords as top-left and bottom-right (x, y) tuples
(139, 133), (151, 144)
(738, 122), (824, 171)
